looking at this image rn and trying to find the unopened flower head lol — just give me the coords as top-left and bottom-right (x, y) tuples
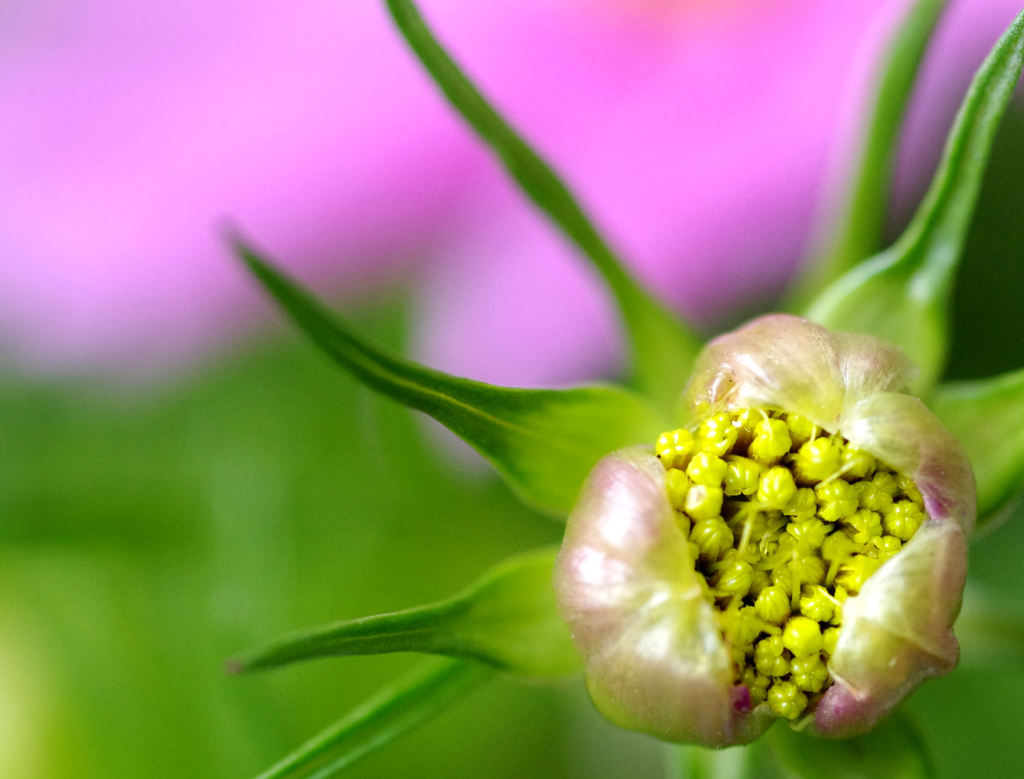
(554, 315), (975, 745)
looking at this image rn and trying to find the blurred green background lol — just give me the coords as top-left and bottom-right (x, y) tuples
(4, 64), (1024, 779)
(0, 300), (668, 778)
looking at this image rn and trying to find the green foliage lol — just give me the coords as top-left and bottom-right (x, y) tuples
(384, 0), (703, 407)
(792, 0), (948, 303)
(236, 239), (664, 516)
(254, 658), (488, 779)
(931, 367), (1024, 525)
(807, 10), (1024, 393)
(231, 547), (579, 677)
(945, 107), (1024, 380)
(0, 332), (578, 778)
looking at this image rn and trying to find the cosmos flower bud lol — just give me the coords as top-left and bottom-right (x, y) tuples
(554, 315), (975, 745)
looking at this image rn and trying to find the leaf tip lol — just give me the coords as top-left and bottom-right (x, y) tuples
(219, 221), (265, 275)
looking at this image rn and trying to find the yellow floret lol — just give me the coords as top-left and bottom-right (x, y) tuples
(823, 626), (841, 655)
(784, 487), (818, 520)
(871, 470), (899, 497)
(655, 428), (696, 469)
(790, 654), (830, 693)
(816, 479), (858, 522)
(872, 534), (903, 560)
(713, 559), (754, 598)
(754, 584), (792, 625)
(898, 473), (925, 507)
(654, 409), (929, 725)
(723, 456), (763, 496)
(846, 508), (883, 544)
(782, 616), (823, 657)
(748, 418), (792, 465)
(780, 554), (827, 591)
(698, 412), (739, 457)
(836, 555), (882, 594)
(854, 479), (894, 513)
(754, 635), (790, 677)
(786, 518), (829, 551)
(793, 436), (841, 484)
(839, 443), (875, 481)
(722, 606), (774, 649)
(684, 485), (724, 522)
(767, 681), (808, 720)
(690, 516), (733, 559)
(884, 500), (925, 541)
(758, 466), (797, 510)
(798, 584), (835, 623)
(748, 569), (771, 598)
(665, 468), (691, 510)
(686, 451), (729, 487)
(740, 667), (770, 704)
(783, 413), (818, 449)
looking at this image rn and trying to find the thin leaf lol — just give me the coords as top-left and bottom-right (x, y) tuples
(235, 238), (664, 516)
(253, 657), (486, 779)
(931, 366), (1024, 525)
(957, 583), (1024, 672)
(229, 548), (579, 677)
(383, 0), (702, 407)
(791, 0), (948, 304)
(807, 10), (1024, 392)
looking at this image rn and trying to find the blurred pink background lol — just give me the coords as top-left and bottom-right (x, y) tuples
(2, 0), (1020, 386)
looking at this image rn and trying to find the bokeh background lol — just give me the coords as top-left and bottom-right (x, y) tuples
(4, 1), (1024, 776)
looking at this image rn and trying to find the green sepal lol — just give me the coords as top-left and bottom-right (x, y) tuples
(672, 738), (783, 779)
(790, 0), (947, 305)
(672, 709), (932, 778)
(252, 657), (487, 779)
(807, 10), (1024, 393)
(234, 238), (664, 516)
(930, 367), (1024, 526)
(383, 0), (703, 408)
(765, 709), (934, 778)
(229, 547), (580, 678)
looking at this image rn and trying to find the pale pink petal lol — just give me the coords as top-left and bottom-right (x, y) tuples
(554, 448), (772, 745)
(817, 519), (967, 736)
(686, 314), (912, 429)
(843, 392), (976, 534)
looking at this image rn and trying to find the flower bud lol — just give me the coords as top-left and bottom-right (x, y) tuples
(555, 315), (974, 745)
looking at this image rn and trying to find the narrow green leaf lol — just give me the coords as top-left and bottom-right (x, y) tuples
(234, 238), (664, 516)
(253, 657), (486, 779)
(931, 367), (1024, 525)
(957, 583), (1024, 672)
(229, 548), (579, 677)
(766, 709), (934, 779)
(807, 10), (1024, 392)
(383, 0), (702, 407)
(791, 0), (947, 304)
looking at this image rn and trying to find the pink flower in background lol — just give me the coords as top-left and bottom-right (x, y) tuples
(1, 0), (1019, 383)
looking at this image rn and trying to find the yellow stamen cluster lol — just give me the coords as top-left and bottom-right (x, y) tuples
(655, 409), (926, 721)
